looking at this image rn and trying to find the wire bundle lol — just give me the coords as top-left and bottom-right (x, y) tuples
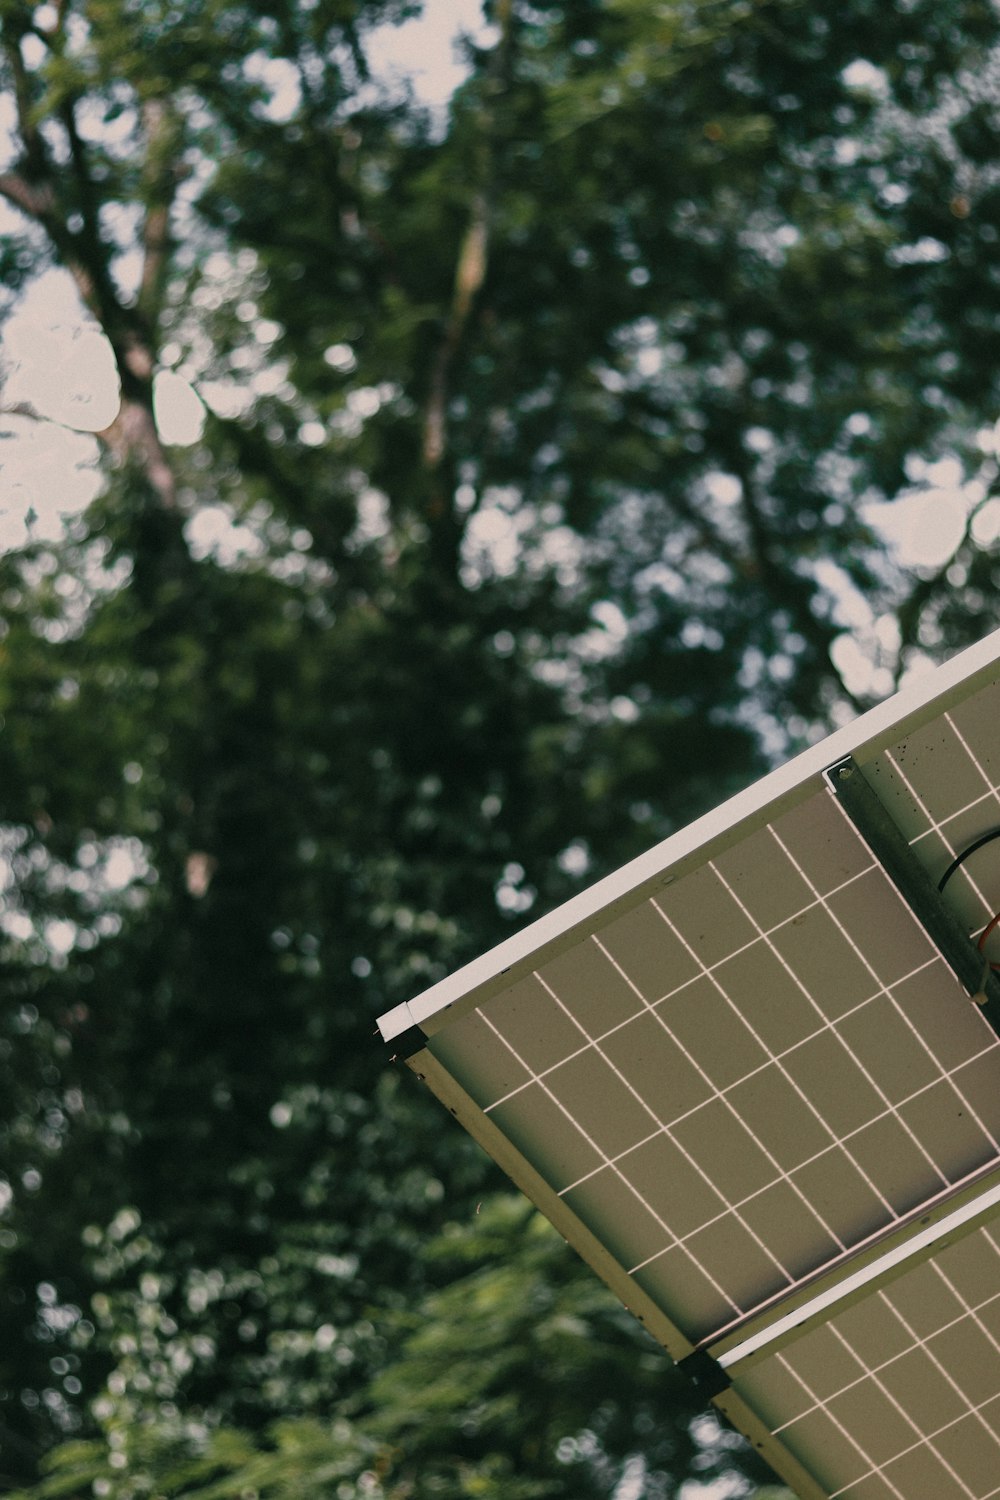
(937, 827), (1000, 973)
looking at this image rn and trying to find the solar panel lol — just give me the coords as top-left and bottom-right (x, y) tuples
(378, 628), (1000, 1499)
(726, 1197), (1000, 1499)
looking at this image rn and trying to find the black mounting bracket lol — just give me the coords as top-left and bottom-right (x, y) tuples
(676, 1348), (731, 1399)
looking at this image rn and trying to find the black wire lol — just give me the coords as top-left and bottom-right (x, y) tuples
(937, 827), (1000, 892)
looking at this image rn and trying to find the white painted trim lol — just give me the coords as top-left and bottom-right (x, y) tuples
(377, 1000), (415, 1043)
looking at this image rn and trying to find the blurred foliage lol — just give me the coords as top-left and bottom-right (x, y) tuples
(1, 0), (1000, 1493)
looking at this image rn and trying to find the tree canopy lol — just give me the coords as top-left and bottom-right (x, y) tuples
(2, 0), (1000, 1494)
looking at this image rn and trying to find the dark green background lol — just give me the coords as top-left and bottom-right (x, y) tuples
(1, 0), (1000, 1492)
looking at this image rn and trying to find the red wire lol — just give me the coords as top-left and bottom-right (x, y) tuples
(977, 909), (1000, 972)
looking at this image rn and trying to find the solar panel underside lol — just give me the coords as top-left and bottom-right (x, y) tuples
(427, 686), (1000, 1345)
(731, 1211), (1000, 1500)
(380, 637), (1000, 1500)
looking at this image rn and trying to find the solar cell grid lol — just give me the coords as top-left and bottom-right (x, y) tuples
(871, 692), (1000, 945)
(739, 1221), (1000, 1500)
(428, 781), (1000, 1340)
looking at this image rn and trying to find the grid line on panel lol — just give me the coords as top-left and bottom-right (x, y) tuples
(481, 969), (704, 1117)
(775, 1352), (910, 1500)
(830, 1426), (1000, 1500)
(556, 954), (938, 1195)
(824, 1320), (981, 1500)
(707, 1161), (1000, 1354)
(945, 711), (1000, 819)
(651, 888), (900, 1225)
(886, 747), (994, 921)
(481, 858), (884, 1119)
(774, 1278), (1000, 1437)
(534, 963), (803, 1287)
(931, 1259), (1000, 1363)
(982, 1221), (1000, 1262)
(819, 1271), (1000, 1500)
(563, 1038), (1000, 1263)
(777, 806), (1000, 1163)
(910, 786), (1000, 850)
(942, 711), (1000, 937)
(486, 949), (941, 1126)
(711, 853), (949, 1195)
(879, 1283), (1000, 1465)
(827, 1326), (977, 1500)
(476, 1009), (744, 1315)
(976, 1224), (1000, 1360)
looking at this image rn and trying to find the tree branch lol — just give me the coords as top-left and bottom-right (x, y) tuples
(0, 168), (103, 314)
(422, 193), (489, 474)
(0, 169), (55, 221)
(136, 98), (181, 332)
(3, 30), (47, 181)
(96, 398), (178, 510)
(420, 0), (513, 490)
